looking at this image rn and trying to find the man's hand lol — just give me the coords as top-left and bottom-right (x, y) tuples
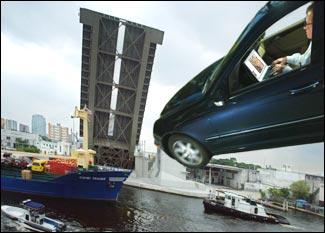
(272, 57), (287, 73)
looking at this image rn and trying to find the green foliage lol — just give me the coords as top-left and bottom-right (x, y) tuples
(210, 158), (261, 170)
(267, 187), (291, 202)
(279, 188), (291, 199)
(259, 189), (266, 200)
(290, 180), (310, 200)
(15, 138), (40, 154)
(268, 188), (282, 202)
(15, 137), (29, 146)
(41, 136), (52, 142)
(16, 146), (40, 153)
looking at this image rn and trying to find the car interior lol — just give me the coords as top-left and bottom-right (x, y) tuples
(229, 18), (309, 95)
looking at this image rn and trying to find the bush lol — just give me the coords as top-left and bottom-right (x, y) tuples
(267, 187), (291, 202)
(16, 145), (40, 154)
(290, 180), (310, 200)
(259, 189), (266, 200)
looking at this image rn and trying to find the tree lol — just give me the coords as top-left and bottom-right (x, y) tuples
(16, 145), (40, 153)
(268, 188), (282, 202)
(290, 180), (310, 200)
(15, 138), (29, 147)
(279, 188), (290, 199)
(259, 189), (266, 200)
(230, 157), (237, 162)
(267, 187), (291, 202)
(210, 158), (261, 170)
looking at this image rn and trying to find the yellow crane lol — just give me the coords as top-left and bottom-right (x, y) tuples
(71, 106), (96, 169)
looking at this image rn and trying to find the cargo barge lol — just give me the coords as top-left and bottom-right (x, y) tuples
(1, 166), (131, 201)
(1, 106), (132, 201)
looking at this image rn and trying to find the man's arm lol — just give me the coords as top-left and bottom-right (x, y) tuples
(285, 42), (312, 67)
(286, 52), (305, 66)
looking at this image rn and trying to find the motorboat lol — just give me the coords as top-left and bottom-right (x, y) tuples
(1, 199), (66, 232)
(203, 190), (290, 224)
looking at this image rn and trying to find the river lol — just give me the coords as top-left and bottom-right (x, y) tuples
(1, 186), (324, 232)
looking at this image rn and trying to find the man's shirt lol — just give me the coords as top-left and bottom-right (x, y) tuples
(287, 42), (312, 67)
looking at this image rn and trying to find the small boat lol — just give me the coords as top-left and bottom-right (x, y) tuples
(1, 199), (66, 232)
(203, 190), (290, 224)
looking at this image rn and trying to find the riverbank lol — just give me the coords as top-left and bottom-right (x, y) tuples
(125, 175), (324, 219)
(124, 176), (209, 198)
(262, 201), (325, 218)
(124, 174), (261, 200)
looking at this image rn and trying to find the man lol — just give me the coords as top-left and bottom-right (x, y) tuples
(272, 3), (313, 74)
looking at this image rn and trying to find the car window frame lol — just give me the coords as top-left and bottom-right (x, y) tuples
(310, 1), (324, 65)
(227, 1), (320, 98)
(206, 2), (310, 99)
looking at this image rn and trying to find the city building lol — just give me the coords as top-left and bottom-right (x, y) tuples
(57, 141), (71, 156)
(1, 118), (5, 129)
(1, 128), (39, 149)
(187, 164), (256, 190)
(1, 128), (71, 156)
(186, 163), (324, 193)
(32, 114), (46, 136)
(5, 119), (17, 131)
(48, 123), (69, 142)
(19, 123), (30, 133)
(35, 138), (58, 155)
(305, 173), (325, 193)
(319, 185), (324, 207)
(69, 130), (78, 145)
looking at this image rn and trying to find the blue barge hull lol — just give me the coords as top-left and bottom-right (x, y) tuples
(1, 167), (131, 201)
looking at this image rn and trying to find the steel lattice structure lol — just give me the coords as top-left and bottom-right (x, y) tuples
(79, 8), (164, 169)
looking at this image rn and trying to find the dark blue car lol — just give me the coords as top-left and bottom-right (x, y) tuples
(154, 1), (324, 168)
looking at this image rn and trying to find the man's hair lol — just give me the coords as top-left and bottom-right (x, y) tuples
(306, 3), (314, 14)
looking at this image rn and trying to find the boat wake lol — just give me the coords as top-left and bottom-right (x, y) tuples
(280, 224), (304, 230)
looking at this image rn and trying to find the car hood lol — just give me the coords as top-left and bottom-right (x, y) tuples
(161, 58), (223, 117)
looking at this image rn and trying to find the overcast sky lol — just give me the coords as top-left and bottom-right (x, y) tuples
(1, 1), (323, 175)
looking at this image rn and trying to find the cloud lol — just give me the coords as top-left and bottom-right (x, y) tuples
(1, 1), (323, 174)
(139, 79), (179, 152)
(215, 143), (324, 175)
(1, 32), (80, 130)
(1, 2), (80, 47)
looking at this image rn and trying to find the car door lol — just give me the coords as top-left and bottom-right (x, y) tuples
(205, 2), (324, 154)
(209, 64), (323, 151)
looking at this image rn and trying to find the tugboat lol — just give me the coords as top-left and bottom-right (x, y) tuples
(1, 199), (66, 232)
(203, 190), (290, 224)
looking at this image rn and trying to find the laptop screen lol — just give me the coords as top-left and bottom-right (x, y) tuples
(244, 50), (269, 82)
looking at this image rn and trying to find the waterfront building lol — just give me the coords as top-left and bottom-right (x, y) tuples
(319, 185), (324, 207)
(1, 128), (39, 149)
(186, 163), (324, 193)
(187, 164), (256, 190)
(32, 114), (46, 136)
(305, 173), (325, 193)
(35, 138), (58, 155)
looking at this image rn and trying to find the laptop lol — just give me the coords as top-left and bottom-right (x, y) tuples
(244, 50), (273, 82)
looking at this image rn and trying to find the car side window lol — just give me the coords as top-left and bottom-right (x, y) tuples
(228, 2), (315, 95)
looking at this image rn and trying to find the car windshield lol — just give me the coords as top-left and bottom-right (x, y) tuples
(202, 57), (224, 94)
(162, 58), (223, 115)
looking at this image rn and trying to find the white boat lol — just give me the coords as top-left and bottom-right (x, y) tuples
(1, 199), (66, 232)
(203, 190), (290, 224)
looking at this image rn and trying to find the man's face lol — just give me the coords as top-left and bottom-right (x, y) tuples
(304, 11), (313, 40)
